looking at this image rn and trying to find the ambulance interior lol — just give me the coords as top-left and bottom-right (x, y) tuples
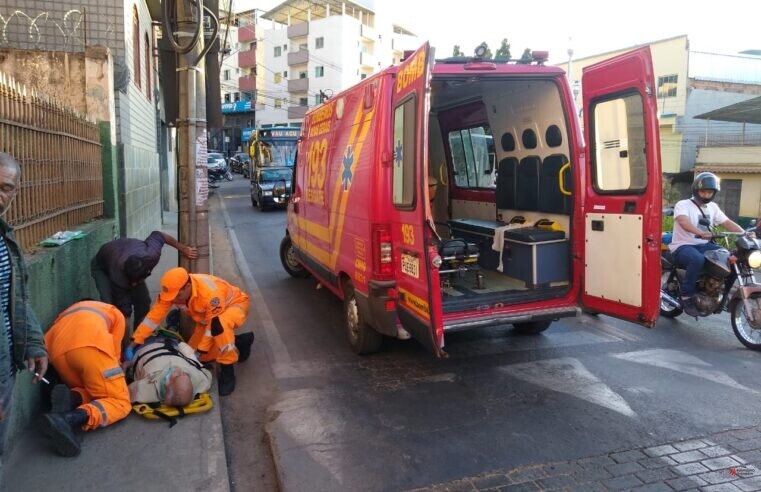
(428, 77), (574, 312)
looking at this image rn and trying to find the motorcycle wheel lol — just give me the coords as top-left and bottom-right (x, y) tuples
(730, 293), (761, 351)
(225, 171), (233, 181)
(660, 270), (683, 318)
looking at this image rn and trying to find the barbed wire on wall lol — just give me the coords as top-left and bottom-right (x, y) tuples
(0, 9), (87, 50)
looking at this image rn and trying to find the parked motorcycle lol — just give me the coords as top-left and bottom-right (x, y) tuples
(208, 167), (233, 184)
(660, 228), (761, 349)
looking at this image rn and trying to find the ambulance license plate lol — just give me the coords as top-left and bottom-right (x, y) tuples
(401, 253), (419, 278)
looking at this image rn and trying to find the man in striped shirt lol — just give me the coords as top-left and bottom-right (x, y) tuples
(0, 153), (48, 468)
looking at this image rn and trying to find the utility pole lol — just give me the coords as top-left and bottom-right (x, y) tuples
(176, 0), (210, 273)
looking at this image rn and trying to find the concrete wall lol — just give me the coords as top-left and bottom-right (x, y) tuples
(3, 218), (118, 454)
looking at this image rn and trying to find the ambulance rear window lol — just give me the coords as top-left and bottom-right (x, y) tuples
(392, 97), (417, 208)
(448, 125), (496, 189)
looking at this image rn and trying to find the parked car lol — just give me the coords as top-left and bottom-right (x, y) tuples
(230, 152), (251, 176)
(208, 152), (227, 172)
(250, 166), (292, 211)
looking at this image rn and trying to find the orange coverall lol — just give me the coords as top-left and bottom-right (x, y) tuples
(133, 274), (250, 365)
(44, 301), (131, 431)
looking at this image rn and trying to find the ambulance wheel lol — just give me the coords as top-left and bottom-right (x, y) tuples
(279, 236), (309, 278)
(343, 281), (382, 355)
(512, 320), (552, 335)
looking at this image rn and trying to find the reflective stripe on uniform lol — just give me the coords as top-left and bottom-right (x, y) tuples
(196, 275), (217, 291)
(204, 330), (212, 337)
(142, 318), (159, 330)
(226, 292), (235, 305)
(229, 304), (247, 315)
(102, 366), (123, 379)
(219, 343), (236, 353)
(91, 400), (109, 427)
(59, 305), (110, 326)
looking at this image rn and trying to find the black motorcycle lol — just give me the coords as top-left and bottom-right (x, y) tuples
(660, 229), (761, 349)
(208, 167), (233, 185)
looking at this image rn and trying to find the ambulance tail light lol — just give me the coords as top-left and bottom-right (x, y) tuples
(373, 224), (394, 280)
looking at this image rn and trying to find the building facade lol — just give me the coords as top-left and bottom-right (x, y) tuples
(561, 35), (690, 175)
(560, 36), (761, 221)
(252, 0), (418, 128)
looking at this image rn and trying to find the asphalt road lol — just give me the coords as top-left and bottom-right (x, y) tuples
(213, 176), (761, 492)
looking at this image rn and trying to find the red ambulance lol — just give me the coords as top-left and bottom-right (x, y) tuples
(280, 43), (662, 357)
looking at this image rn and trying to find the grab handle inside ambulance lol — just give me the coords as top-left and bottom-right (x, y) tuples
(558, 162), (572, 196)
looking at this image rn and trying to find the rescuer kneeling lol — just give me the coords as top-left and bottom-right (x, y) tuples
(127, 268), (252, 396)
(42, 301), (133, 457)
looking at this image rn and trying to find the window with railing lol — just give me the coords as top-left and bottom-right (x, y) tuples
(657, 74), (678, 98)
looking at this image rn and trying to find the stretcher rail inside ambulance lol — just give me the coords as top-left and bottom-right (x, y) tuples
(279, 42), (663, 357)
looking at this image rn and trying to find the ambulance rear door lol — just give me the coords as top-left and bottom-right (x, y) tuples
(388, 43), (444, 356)
(580, 47), (662, 327)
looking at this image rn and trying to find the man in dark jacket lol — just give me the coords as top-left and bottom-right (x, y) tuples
(0, 153), (48, 465)
(91, 232), (198, 331)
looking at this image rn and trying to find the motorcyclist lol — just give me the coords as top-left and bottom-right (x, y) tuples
(669, 172), (746, 316)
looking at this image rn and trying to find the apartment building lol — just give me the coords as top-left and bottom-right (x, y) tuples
(252, 0), (418, 128)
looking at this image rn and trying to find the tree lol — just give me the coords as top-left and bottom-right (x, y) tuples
(495, 39), (511, 60)
(478, 42), (493, 59)
(517, 48), (532, 64)
(452, 45), (464, 57)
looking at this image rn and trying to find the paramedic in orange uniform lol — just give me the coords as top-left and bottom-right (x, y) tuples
(42, 300), (132, 457)
(128, 267), (250, 396)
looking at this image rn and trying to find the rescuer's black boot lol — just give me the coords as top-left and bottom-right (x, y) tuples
(218, 364), (236, 396)
(50, 384), (82, 413)
(44, 408), (88, 457)
(234, 332), (255, 362)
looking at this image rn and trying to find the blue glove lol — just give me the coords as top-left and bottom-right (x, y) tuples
(124, 346), (135, 362)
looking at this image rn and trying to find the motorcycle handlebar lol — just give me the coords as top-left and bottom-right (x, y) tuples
(694, 231), (755, 239)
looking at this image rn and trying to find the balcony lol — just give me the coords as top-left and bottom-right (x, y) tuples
(238, 25), (256, 43)
(360, 24), (376, 41)
(288, 78), (309, 92)
(238, 50), (256, 68)
(288, 105), (309, 119)
(288, 49), (309, 65)
(359, 51), (376, 69)
(239, 76), (256, 92)
(287, 22), (308, 38)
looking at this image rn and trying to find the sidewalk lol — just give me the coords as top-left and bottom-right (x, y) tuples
(3, 212), (230, 492)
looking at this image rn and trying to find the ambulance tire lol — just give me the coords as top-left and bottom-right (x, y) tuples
(279, 236), (309, 278)
(512, 320), (552, 335)
(343, 281), (383, 355)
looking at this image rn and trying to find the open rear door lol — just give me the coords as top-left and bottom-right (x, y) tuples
(388, 43), (444, 356)
(580, 47), (662, 327)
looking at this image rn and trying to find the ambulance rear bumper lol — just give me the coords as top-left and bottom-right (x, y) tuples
(443, 306), (580, 332)
(355, 279), (398, 337)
